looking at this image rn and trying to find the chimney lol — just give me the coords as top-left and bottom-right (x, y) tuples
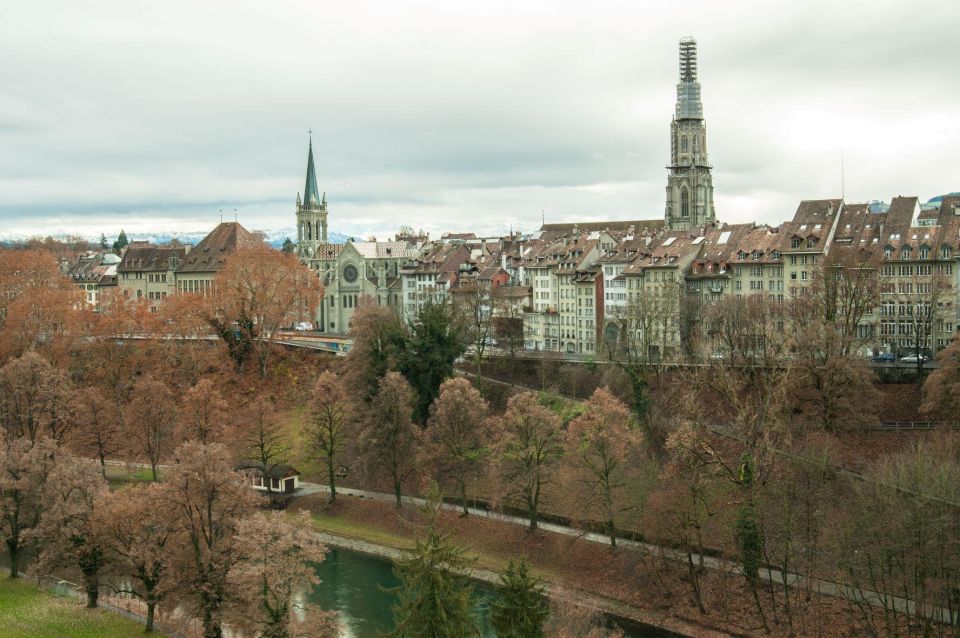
(184, 244), (192, 255)
(501, 253), (507, 270)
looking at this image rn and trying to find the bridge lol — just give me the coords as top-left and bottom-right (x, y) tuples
(271, 331), (353, 355)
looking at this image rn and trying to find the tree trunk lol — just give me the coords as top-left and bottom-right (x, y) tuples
(394, 473), (402, 509)
(608, 518), (617, 548)
(327, 457), (337, 505)
(145, 602), (156, 632)
(527, 494), (538, 532)
(86, 584), (98, 609)
(6, 538), (19, 578)
(459, 479), (469, 517)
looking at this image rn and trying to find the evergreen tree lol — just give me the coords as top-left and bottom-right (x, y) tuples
(99, 233), (108, 250)
(490, 560), (549, 638)
(397, 301), (466, 422)
(388, 516), (479, 637)
(112, 229), (129, 253)
(281, 237), (295, 253)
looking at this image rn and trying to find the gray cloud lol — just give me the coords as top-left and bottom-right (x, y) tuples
(1, 0), (958, 240)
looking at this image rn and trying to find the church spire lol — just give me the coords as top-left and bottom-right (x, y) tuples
(304, 134), (320, 208)
(665, 37), (715, 231)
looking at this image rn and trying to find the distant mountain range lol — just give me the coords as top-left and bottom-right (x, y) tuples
(119, 228), (353, 249)
(0, 228), (354, 249)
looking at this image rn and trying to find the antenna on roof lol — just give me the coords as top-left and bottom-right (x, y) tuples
(219, 209), (223, 223)
(841, 146), (845, 200)
(233, 208), (238, 222)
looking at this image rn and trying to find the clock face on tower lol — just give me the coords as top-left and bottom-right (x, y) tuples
(343, 264), (358, 283)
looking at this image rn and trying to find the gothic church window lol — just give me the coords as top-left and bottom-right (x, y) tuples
(681, 187), (689, 217)
(681, 136), (688, 152)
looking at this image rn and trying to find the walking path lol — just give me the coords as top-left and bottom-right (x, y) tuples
(104, 456), (958, 624)
(296, 480), (957, 625)
(314, 530), (730, 638)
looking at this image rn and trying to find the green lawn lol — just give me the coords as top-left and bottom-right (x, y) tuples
(0, 577), (149, 638)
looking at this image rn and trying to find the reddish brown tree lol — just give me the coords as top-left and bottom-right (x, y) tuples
(237, 395), (290, 496)
(95, 482), (176, 632)
(0, 352), (76, 444)
(35, 456), (109, 607)
(0, 249), (82, 361)
(163, 442), (257, 638)
(565, 387), (642, 547)
(360, 371), (419, 508)
(181, 378), (229, 444)
(229, 511), (339, 638)
(127, 376), (178, 481)
(306, 371), (351, 504)
(208, 244), (321, 378)
(70, 389), (122, 476)
(343, 297), (404, 402)
(0, 435), (59, 578)
(421, 377), (488, 515)
(493, 392), (564, 532)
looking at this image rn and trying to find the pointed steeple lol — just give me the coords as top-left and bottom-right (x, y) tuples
(303, 134), (320, 208)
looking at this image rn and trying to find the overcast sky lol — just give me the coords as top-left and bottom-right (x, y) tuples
(1, 0), (958, 242)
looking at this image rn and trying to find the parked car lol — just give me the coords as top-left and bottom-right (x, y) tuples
(900, 354), (929, 363)
(295, 322), (313, 332)
(872, 352), (896, 363)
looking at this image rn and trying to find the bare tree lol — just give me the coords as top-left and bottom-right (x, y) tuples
(889, 270), (952, 375)
(306, 371), (351, 504)
(35, 456), (109, 608)
(208, 243), (321, 378)
(95, 482), (176, 632)
(127, 376), (178, 481)
(420, 377), (489, 515)
(229, 511), (339, 638)
(238, 396), (290, 496)
(788, 249), (881, 430)
(493, 392), (564, 532)
(0, 352), (76, 444)
(0, 435), (59, 578)
(565, 387), (642, 547)
(360, 371), (419, 508)
(180, 378), (229, 444)
(604, 280), (682, 457)
(71, 389), (122, 477)
(163, 442), (257, 638)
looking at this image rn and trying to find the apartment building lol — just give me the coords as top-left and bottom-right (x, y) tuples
(117, 243), (185, 311)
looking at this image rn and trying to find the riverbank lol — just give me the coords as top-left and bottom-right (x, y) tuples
(295, 495), (744, 638)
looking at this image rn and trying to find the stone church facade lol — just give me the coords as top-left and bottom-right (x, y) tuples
(293, 137), (416, 334)
(665, 37), (716, 231)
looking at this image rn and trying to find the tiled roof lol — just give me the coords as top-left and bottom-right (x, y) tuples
(351, 241), (417, 259)
(176, 222), (258, 273)
(118, 244), (186, 273)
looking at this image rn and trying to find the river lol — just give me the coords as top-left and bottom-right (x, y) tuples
(310, 546), (673, 637)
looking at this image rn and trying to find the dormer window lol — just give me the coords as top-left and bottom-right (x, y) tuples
(901, 247), (912, 261)
(920, 247), (930, 260)
(791, 239), (801, 249)
(884, 247), (893, 259)
(771, 251), (781, 260)
(942, 246), (952, 259)
(806, 237), (818, 248)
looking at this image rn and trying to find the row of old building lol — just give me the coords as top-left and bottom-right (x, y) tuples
(62, 192), (960, 360)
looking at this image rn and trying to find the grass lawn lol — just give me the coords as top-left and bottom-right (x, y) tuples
(0, 577), (148, 638)
(307, 511), (416, 551)
(104, 465), (158, 487)
(304, 507), (535, 579)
